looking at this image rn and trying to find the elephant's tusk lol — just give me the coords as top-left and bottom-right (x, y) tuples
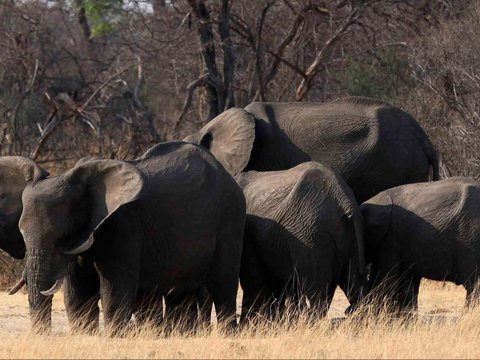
(8, 278), (26, 295)
(40, 278), (63, 296)
(64, 236), (93, 255)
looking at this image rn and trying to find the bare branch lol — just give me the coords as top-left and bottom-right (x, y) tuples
(174, 74), (208, 133)
(296, 8), (359, 100)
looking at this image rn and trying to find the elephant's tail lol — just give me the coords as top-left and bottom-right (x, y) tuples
(424, 140), (440, 181)
(352, 209), (366, 275)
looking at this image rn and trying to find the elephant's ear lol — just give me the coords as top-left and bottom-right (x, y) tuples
(361, 192), (393, 247)
(0, 156), (48, 185)
(184, 108), (255, 176)
(0, 156), (48, 217)
(0, 157), (47, 258)
(75, 156), (100, 167)
(63, 159), (144, 255)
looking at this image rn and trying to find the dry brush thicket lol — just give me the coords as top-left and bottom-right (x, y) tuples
(0, 0), (472, 173)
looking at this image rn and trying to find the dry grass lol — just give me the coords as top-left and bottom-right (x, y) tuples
(0, 280), (474, 359)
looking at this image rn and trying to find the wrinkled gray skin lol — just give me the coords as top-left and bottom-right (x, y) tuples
(185, 96), (439, 203)
(15, 141), (245, 333)
(362, 177), (480, 312)
(0, 157), (48, 260)
(236, 162), (367, 321)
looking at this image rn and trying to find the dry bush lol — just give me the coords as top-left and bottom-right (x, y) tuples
(0, 252), (24, 291)
(396, 1), (480, 178)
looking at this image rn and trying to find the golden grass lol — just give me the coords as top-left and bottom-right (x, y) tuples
(0, 280), (474, 359)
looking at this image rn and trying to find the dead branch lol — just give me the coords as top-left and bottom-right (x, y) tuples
(11, 59), (39, 152)
(174, 74), (208, 133)
(31, 110), (60, 161)
(296, 8), (359, 101)
(133, 56), (143, 109)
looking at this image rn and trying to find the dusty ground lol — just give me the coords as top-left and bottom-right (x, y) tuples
(0, 286), (352, 335)
(0, 280), (471, 358)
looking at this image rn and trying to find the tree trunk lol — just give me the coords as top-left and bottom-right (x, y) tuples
(187, 0), (223, 120)
(219, 0), (235, 109)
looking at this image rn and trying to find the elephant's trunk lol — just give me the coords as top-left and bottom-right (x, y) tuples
(26, 249), (54, 333)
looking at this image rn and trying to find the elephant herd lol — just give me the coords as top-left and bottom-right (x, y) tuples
(0, 96), (478, 335)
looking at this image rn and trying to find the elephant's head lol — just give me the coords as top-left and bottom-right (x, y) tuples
(360, 192), (393, 265)
(16, 158), (143, 331)
(184, 108), (255, 176)
(0, 157), (48, 259)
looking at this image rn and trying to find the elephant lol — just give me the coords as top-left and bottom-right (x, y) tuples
(361, 177), (480, 312)
(236, 161), (366, 322)
(11, 141), (245, 333)
(0, 157), (48, 260)
(184, 96), (439, 203)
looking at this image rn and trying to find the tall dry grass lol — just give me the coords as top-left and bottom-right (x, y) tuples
(0, 280), (474, 359)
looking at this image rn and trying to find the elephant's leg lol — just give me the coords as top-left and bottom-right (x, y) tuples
(134, 290), (164, 328)
(98, 274), (138, 335)
(95, 252), (139, 336)
(63, 258), (100, 335)
(95, 221), (141, 336)
(240, 237), (278, 324)
(338, 256), (367, 314)
(206, 223), (243, 331)
(164, 288), (212, 333)
(397, 273), (421, 313)
(197, 287), (214, 327)
(241, 284), (277, 324)
(205, 278), (238, 330)
(307, 283), (336, 321)
(368, 256), (402, 313)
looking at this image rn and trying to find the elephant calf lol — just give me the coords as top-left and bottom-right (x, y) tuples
(13, 141), (246, 333)
(236, 161), (366, 322)
(362, 177), (480, 312)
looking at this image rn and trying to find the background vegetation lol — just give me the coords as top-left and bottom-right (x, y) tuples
(0, 0), (476, 176)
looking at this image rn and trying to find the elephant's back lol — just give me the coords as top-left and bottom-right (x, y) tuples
(244, 99), (379, 177)
(238, 162), (351, 230)
(135, 141), (244, 216)
(237, 167), (300, 217)
(382, 177), (480, 282)
(246, 97), (433, 202)
(390, 177), (480, 221)
(244, 98), (384, 170)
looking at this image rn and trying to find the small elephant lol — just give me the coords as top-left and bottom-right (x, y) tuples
(236, 161), (366, 322)
(13, 141), (245, 333)
(0, 156), (48, 260)
(185, 96), (439, 203)
(361, 177), (480, 312)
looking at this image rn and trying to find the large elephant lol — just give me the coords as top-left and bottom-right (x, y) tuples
(361, 177), (480, 312)
(12, 141), (245, 333)
(0, 157), (48, 260)
(236, 161), (366, 322)
(185, 96), (439, 203)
